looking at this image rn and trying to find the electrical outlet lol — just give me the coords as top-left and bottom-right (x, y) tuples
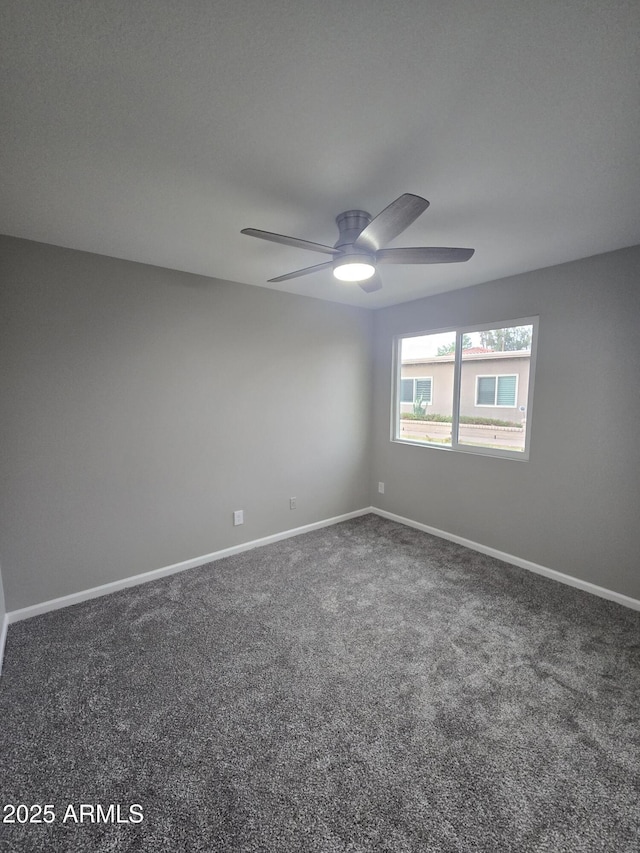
(290, 497), (297, 510)
(233, 509), (244, 526)
(378, 482), (385, 494)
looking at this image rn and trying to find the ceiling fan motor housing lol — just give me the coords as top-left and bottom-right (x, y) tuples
(334, 210), (372, 249)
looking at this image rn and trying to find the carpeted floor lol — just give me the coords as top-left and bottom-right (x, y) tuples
(1, 514), (639, 852)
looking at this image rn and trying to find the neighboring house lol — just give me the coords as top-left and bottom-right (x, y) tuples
(400, 348), (531, 421)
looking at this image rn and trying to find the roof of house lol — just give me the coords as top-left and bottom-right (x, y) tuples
(402, 349), (531, 366)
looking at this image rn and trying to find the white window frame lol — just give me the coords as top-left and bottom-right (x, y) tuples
(392, 317), (538, 461)
(474, 374), (519, 408)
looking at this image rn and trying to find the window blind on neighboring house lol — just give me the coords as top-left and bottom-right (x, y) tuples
(415, 378), (432, 403)
(476, 376), (496, 405)
(401, 379), (414, 403)
(496, 375), (517, 406)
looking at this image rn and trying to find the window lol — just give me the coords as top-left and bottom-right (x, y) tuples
(393, 319), (537, 459)
(475, 375), (518, 407)
(401, 377), (433, 405)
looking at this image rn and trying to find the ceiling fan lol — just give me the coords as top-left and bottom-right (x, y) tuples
(241, 193), (474, 293)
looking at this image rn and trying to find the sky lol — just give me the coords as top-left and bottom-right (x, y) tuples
(400, 325), (533, 359)
(400, 331), (458, 358)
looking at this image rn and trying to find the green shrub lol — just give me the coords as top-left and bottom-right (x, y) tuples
(401, 412), (450, 422)
(400, 413), (522, 428)
(460, 416), (522, 428)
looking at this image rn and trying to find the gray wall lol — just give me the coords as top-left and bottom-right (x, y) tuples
(371, 246), (640, 599)
(3, 235), (639, 613)
(0, 236), (373, 611)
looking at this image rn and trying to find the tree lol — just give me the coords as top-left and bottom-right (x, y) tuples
(480, 327), (532, 352)
(437, 334), (472, 356)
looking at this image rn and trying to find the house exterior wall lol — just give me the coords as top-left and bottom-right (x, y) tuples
(400, 354), (530, 421)
(459, 356), (530, 420)
(400, 361), (454, 415)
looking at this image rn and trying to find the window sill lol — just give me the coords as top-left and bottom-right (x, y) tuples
(391, 436), (530, 461)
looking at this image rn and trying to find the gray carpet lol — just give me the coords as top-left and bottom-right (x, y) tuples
(1, 514), (639, 852)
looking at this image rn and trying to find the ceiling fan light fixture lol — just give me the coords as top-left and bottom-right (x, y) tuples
(332, 254), (376, 282)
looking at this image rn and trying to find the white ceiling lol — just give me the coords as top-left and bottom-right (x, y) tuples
(2, 0), (639, 308)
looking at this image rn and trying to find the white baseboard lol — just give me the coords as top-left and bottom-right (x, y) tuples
(3, 501), (638, 669)
(371, 507), (640, 612)
(5, 507), (372, 626)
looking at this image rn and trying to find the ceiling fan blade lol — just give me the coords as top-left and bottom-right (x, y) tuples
(377, 246), (475, 264)
(241, 228), (337, 256)
(268, 260), (334, 283)
(358, 272), (383, 293)
(354, 194), (430, 252)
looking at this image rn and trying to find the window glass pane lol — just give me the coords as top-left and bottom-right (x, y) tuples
(415, 378), (432, 403)
(476, 376), (496, 405)
(496, 375), (517, 406)
(457, 324), (532, 453)
(400, 378), (414, 403)
(397, 332), (455, 445)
